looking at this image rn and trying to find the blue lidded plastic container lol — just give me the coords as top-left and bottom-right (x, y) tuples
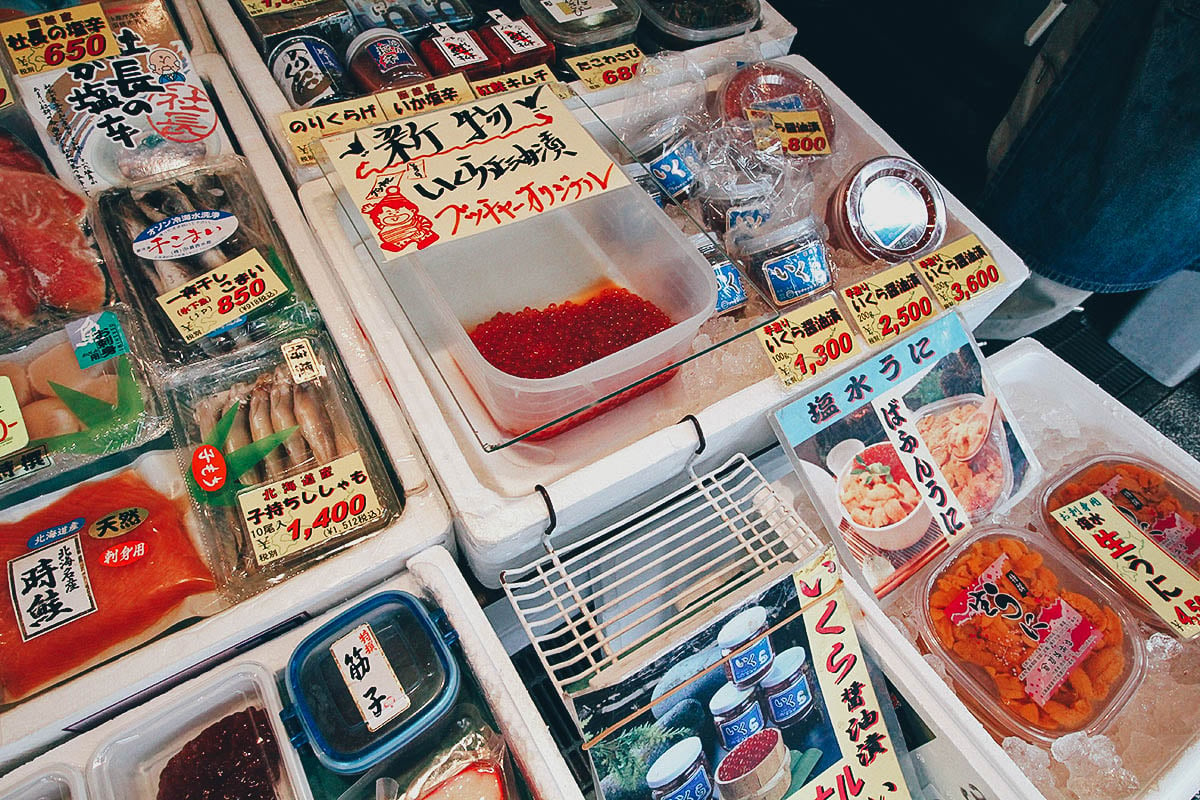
(283, 591), (460, 774)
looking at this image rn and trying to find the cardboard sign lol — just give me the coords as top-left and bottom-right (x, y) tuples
(1, 4), (118, 77)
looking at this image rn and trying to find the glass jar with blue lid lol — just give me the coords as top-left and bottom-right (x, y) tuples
(708, 680), (765, 750)
(645, 736), (714, 800)
(282, 591), (460, 774)
(717, 605), (773, 688)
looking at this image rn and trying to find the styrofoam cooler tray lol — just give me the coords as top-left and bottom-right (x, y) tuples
(169, 0), (219, 55)
(299, 51), (1029, 588)
(0, 54), (453, 770)
(0, 547), (583, 800)
(763, 339), (1200, 800)
(193, 0), (794, 184)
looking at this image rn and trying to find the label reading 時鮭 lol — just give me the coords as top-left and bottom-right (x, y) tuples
(237, 451), (386, 566)
(9, 534), (96, 641)
(1051, 491), (1200, 639)
(914, 234), (1005, 309)
(0, 377), (29, 458)
(564, 43), (642, 91)
(155, 249), (290, 344)
(331, 622), (412, 731)
(756, 294), (859, 389)
(0, 4), (118, 77)
(841, 262), (938, 345)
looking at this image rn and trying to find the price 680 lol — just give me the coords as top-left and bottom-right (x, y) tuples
(43, 34), (108, 67)
(601, 63), (638, 84)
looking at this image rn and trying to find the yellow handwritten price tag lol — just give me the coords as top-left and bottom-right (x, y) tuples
(770, 110), (831, 156)
(564, 43), (642, 91)
(756, 294), (859, 389)
(374, 73), (474, 119)
(914, 234), (1005, 309)
(0, 68), (12, 111)
(470, 64), (570, 99)
(841, 263), (939, 345)
(237, 452), (387, 566)
(0, 4), (118, 77)
(0, 377), (29, 458)
(155, 249), (290, 343)
(281, 96), (389, 167)
(240, 0), (325, 17)
(1050, 492), (1200, 639)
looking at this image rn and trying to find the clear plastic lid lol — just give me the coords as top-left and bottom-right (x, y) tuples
(634, 0), (759, 44)
(833, 156), (947, 262)
(920, 527), (1145, 744)
(715, 62), (836, 146)
(519, 0), (640, 49)
(285, 591), (461, 774)
(2, 767), (85, 800)
(912, 393), (1014, 523)
(1041, 454), (1200, 631)
(735, 216), (821, 258)
(89, 662), (310, 800)
(342, 0), (475, 40)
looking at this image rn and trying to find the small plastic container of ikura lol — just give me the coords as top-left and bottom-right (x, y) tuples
(165, 330), (400, 592)
(1042, 454), (1200, 637)
(95, 157), (314, 367)
(478, 10), (556, 73)
(418, 23), (503, 81)
(283, 591), (461, 774)
(920, 527), (1146, 744)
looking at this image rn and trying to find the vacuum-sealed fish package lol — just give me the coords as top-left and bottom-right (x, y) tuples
(0, 129), (112, 333)
(96, 158), (313, 366)
(0, 450), (223, 704)
(166, 331), (400, 588)
(0, 306), (165, 497)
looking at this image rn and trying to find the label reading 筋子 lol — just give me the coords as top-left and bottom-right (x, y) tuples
(331, 622), (412, 731)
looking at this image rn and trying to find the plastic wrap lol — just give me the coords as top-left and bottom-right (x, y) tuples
(165, 330), (400, 591)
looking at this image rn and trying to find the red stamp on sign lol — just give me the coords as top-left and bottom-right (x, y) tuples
(192, 444), (227, 492)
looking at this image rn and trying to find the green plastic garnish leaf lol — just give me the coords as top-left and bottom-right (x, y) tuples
(225, 425), (298, 481)
(186, 399), (299, 507)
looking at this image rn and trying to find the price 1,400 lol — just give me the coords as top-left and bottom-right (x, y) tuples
(285, 493), (369, 541)
(793, 331), (853, 376)
(879, 296), (933, 339)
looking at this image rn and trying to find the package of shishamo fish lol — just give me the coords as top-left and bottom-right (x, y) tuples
(163, 329), (400, 592)
(95, 158), (315, 367)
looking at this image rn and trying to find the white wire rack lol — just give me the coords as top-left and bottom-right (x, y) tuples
(500, 454), (824, 697)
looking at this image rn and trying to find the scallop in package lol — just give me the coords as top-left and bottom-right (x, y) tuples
(770, 312), (1041, 601)
(165, 330), (400, 589)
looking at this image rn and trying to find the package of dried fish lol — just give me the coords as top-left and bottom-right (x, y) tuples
(96, 158), (314, 366)
(166, 330), (400, 588)
(0, 305), (165, 499)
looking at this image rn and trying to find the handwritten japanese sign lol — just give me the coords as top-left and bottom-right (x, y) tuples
(1, 4), (118, 77)
(799, 558), (913, 800)
(0, 377), (29, 458)
(756, 294), (859, 389)
(470, 64), (568, 99)
(240, 0), (325, 17)
(914, 234), (1004, 309)
(282, 337), (326, 384)
(8, 534), (96, 640)
(322, 83), (629, 255)
(1050, 492), (1200, 639)
(841, 262), (938, 345)
(565, 42), (642, 91)
(236, 451), (386, 566)
(154, 249), (290, 343)
(331, 622), (412, 731)
(770, 110), (831, 157)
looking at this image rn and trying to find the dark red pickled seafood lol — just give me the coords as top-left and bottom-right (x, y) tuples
(156, 707), (282, 800)
(716, 727), (780, 781)
(718, 62), (835, 145)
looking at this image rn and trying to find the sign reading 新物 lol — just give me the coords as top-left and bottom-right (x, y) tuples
(0, 4), (118, 77)
(322, 83), (629, 256)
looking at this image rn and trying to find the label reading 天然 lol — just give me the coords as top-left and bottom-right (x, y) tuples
(1051, 491), (1200, 638)
(0, 377), (29, 458)
(9, 534), (96, 641)
(914, 234), (1004, 309)
(539, 0), (615, 24)
(331, 622), (412, 731)
(66, 311), (129, 369)
(236, 451), (386, 566)
(155, 249), (290, 344)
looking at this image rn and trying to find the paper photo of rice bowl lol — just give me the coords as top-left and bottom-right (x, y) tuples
(835, 441), (933, 551)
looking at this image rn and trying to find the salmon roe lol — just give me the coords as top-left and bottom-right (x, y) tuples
(469, 287), (674, 378)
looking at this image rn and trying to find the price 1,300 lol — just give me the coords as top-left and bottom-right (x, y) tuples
(793, 331), (853, 376)
(879, 296), (934, 339)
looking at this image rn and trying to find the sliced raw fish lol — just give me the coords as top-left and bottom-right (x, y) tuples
(0, 237), (38, 328)
(0, 130), (46, 174)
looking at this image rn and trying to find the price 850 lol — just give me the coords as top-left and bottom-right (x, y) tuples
(215, 277), (269, 315)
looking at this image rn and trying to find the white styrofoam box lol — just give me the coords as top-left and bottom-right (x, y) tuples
(170, 0), (218, 55)
(193, 0), (793, 183)
(0, 547), (583, 800)
(765, 339), (1200, 800)
(299, 51), (1030, 588)
(0, 54), (452, 771)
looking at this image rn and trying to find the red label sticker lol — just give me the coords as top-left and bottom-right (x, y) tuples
(192, 444), (227, 492)
(101, 541), (147, 567)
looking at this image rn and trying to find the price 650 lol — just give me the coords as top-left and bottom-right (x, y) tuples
(879, 296), (933, 338)
(286, 493), (369, 541)
(43, 34), (108, 67)
(216, 278), (268, 314)
(601, 63), (638, 84)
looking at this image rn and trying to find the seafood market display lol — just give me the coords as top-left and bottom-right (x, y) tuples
(167, 332), (399, 586)
(914, 395), (1010, 520)
(155, 707), (284, 800)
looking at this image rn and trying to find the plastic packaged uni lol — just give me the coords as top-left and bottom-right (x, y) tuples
(166, 331), (400, 589)
(921, 528), (1145, 743)
(97, 158), (314, 367)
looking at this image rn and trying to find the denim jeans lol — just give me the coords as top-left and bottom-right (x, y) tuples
(978, 0), (1200, 293)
